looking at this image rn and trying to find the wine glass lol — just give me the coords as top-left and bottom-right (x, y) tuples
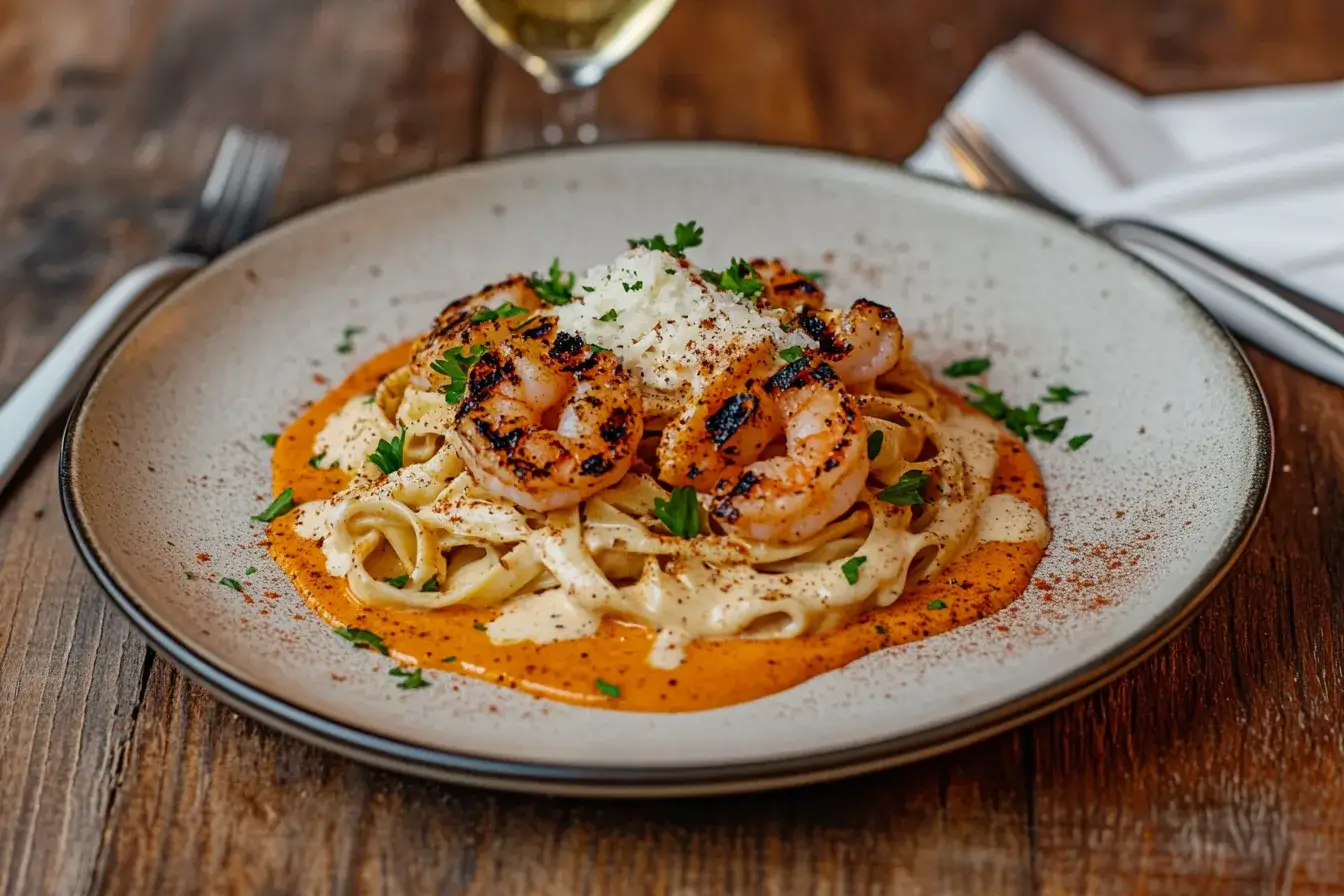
(457, 0), (677, 146)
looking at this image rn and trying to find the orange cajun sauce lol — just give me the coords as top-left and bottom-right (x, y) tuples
(268, 343), (1047, 713)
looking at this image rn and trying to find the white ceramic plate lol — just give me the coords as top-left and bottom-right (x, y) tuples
(61, 144), (1271, 797)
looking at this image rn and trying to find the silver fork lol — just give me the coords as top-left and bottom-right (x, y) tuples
(934, 112), (1344, 360)
(0, 127), (289, 495)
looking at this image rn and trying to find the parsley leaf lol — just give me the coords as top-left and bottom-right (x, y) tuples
(307, 451), (326, 468)
(653, 486), (701, 538)
(622, 280), (644, 293)
(876, 470), (931, 506)
(420, 576), (439, 593)
(1004, 403), (1042, 441)
(779, 346), (805, 363)
(582, 285), (595, 293)
(841, 556), (867, 585)
(245, 566), (257, 576)
(184, 571), (196, 580)
(251, 488), (296, 523)
(943, 357), (992, 377)
(530, 258), (575, 306)
(473, 622), (488, 632)
(1032, 416), (1069, 443)
(703, 258), (764, 299)
(336, 325), (365, 354)
(470, 301), (529, 323)
(367, 428), (407, 476)
(384, 574), (410, 588)
(927, 599), (948, 610)
(390, 667), (429, 689)
(627, 220), (704, 257)
(796, 269), (826, 283)
(867, 430), (883, 460)
(260, 433), (279, 447)
(336, 627), (389, 655)
(598, 309), (619, 322)
(430, 345), (486, 403)
(1068, 433), (1093, 451)
(965, 384), (1008, 420)
(442, 656), (457, 663)
(587, 344), (610, 354)
(219, 577), (242, 591)
(595, 678), (621, 698)
(875, 624), (887, 635)
(1043, 385), (1085, 404)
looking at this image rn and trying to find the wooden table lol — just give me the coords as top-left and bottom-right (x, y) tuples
(2, 1), (1342, 892)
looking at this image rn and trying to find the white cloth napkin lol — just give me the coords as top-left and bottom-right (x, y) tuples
(906, 33), (1344, 385)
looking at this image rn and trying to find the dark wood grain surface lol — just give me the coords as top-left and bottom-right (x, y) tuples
(2, 1), (1342, 893)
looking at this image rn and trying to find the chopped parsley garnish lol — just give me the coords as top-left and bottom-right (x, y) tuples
(876, 470), (931, 506)
(530, 257), (575, 305)
(336, 627), (389, 655)
(367, 427), (407, 476)
(654, 486), (701, 538)
(470, 301), (529, 323)
(779, 346), (805, 363)
(335, 325), (365, 354)
(184, 571), (196, 580)
(702, 258), (764, 299)
(251, 488), (296, 523)
(841, 556), (867, 585)
(219, 577), (242, 591)
(627, 220), (704, 257)
(384, 574), (410, 588)
(867, 430), (883, 460)
(1068, 433), (1093, 451)
(363, 395), (377, 404)
(260, 433), (279, 447)
(582, 285), (596, 293)
(595, 678), (621, 698)
(943, 357), (992, 377)
(587, 344), (610, 354)
(430, 344), (487, 403)
(1042, 385), (1085, 404)
(875, 624), (887, 635)
(1003, 403), (1068, 444)
(245, 566), (257, 576)
(1032, 415), (1069, 443)
(442, 656), (457, 663)
(473, 622), (488, 632)
(390, 667), (429, 689)
(927, 599), (948, 610)
(622, 280), (644, 293)
(665, 267), (676, 275)
(420, 576), (439, 592)
(307, 452), (327, 468)
(797, 269), (826, 283)
(598, 309), (619, 322)
(965, 384), (1008, 419)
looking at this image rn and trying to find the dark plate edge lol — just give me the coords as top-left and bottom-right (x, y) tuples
(57, 140), (1275, 798)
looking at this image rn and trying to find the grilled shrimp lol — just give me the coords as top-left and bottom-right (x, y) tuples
(749, 258), (826, 312)
(796, 299), (904, 390)
(657, 341), (782, 488)
(409, 275), (544, 390)
(454, 317), (644, 512)
(710, 358), (869, 544)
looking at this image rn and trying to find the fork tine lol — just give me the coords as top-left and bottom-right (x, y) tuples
(222, 135), (287, 254)
(177, 127), (289, 259)
(180, 130), (255, 256)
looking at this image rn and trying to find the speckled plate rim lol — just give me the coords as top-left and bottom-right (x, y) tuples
(59, 141), (1273, 798)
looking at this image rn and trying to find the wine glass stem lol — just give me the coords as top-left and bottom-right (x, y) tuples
(541, 81), (599, 147)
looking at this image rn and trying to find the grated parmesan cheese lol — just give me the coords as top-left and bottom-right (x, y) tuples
(552, 248), (809, 392)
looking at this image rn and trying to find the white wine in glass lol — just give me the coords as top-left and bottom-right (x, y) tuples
(457, 0), (677, 144)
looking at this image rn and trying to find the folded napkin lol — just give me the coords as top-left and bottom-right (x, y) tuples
(907, 33), (1344, 386)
